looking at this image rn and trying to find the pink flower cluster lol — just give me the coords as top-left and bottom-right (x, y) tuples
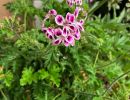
(66, 0), (82, 7)
(42, 0), (84, 46)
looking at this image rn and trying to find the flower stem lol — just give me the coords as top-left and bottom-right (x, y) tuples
(93, 51), (99, 68)
(0, 89), (8, 100)
(24, 11), (27, 31)
(102, 70), (130, 96)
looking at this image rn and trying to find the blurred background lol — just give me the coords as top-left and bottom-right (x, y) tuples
(0, 0), (12, 18)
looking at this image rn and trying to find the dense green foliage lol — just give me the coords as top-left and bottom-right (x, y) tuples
(0, 0), (130, 100)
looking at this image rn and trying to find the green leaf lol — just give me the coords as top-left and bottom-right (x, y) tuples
(4, 71), (13, 87)
(117, 8), (126, 23)
(38, 69), (49, 80)
(93, 97), (103, 100)
(20, 67), (34, 86)
(49, 65), (61, 87)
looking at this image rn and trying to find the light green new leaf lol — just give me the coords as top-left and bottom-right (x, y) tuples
(49, 65), (61, 87)
(20, 67), (34, 86)
(38, 69), (49, 80)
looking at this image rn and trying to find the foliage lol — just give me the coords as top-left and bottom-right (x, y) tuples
(0, 0), (130, 100)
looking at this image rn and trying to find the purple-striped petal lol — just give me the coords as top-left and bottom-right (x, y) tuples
(66, 13), (75, 23)
(55, 15), (64, 26)
(42, 27), (47, 33)
(54, 28), (63, 36)
(67, 0), (74, 7)
(48, 35), (53, 39)
(48, 9), (57, 16)
(75, 0), (82, 5)
(78, 24), (84, 31)
(63, 27), (69, 36)
(53, 38), (62, 45)
(47, 27), (54, 35)
(79, 19), (84, 25)
(74, 7), (81, 18)
(74, 29), (81, 40)
(68, 24), (76, 32)
(66, 35), (74, 43)
(64, 40), (70, 46)
(76, 22), (84, 31)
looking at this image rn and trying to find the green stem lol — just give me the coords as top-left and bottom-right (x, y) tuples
(113, 7), (117, 18)
(45, 90), (48, 100)
(24, 12), (27, 31)
(96, 55), (121, 69)
(102, 70), (130, 96)
(0, 89), (8, 100)
(93, 51), (99, 68)
(73, 94), (78, 100)
(53, 93), (61, 100)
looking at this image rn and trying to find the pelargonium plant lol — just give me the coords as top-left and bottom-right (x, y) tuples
(42, 0), (85, 46)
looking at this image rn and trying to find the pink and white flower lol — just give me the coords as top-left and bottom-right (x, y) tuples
(42, 6), (84, 47)
(66, 0), (82, 7)
(48, 9), (57, 16)
(75, 0), (82, 6)
(66, 0), (75, 7)
(54, 28), (63, 36)
(55, 15), (65, 26)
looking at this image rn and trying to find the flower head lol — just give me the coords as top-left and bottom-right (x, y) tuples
(66, 0), (82, 7)
(42, 7), (84, 47)
(55, 15), (65, 25)
(48, 9), (57, 16)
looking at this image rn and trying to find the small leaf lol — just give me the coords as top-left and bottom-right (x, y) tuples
(38, 69), (49, 80)
(20, 67), (34, 86)
(49, 65), (61, 87)
(4, 71), (13, 87)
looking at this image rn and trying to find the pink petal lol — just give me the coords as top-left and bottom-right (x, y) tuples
(66, 13), (71, 22)
(42, 27), (47, 33)
(67, 0), (74, 7)
(68, 24), (76, 32)
(79, 19), (84, 25)
(46, 28), (55, 39)
(69, 2), (73, 7)
(66, 35), (74, 43)
(63, 27), (69, 36)
(48, 9), (57, 16)
(55, 15), (64, 26)
(66, 13), (75, 23)
(74, 29), (81, 40)
(53, 38), (62, 45)
(74, 7), (81, 18)
(54, 28), (63, 36)
(75, 22), (84, 31)
(75, 0), (82, 5)
(78, 24), (84, 31)
(71, 40), (75, 46)
(80, 0), (82, 5)
(48, 35), (53, 39)
(64, 40), (70, 47)
(47, 27), (54, 35)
